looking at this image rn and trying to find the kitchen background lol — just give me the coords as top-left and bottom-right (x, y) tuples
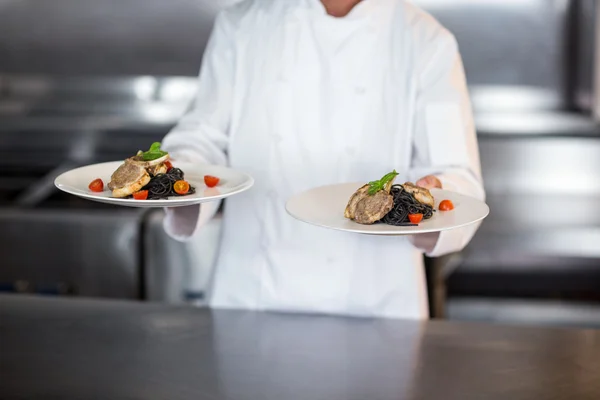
(0, 0), (599, 327)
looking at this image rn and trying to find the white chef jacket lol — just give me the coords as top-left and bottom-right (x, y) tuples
(162, 0), (485, 319)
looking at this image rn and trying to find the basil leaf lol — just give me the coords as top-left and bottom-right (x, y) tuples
(142, 152), (166, 161)
(368, 170), (399, 195)
(148, 142), (162, 152)
(141, 142), (168, 161)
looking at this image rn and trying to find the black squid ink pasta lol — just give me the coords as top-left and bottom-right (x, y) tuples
(143, 168), (196, 200)
(381, 184), (435, 226)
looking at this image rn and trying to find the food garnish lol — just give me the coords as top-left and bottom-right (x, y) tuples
(140, 142), (169, 161)
(408, 213), (423, 224)
(133, 190), (149, 200)
(88, 178), (104, 192)
(368, 170), (399, 195)
(204, 175), (220, 188)
(173, 180), (190, 195)
(439, 199), (454, 211)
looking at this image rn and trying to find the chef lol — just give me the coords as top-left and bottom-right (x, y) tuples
(162, 0), (485, 319)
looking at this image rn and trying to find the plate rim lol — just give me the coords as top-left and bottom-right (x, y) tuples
(54, 160), (255, 207)
(285, 183), (490, 236)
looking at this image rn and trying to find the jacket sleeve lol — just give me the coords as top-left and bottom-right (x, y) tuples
(161, 12), (235, 241)
(408, 33), (485, 257)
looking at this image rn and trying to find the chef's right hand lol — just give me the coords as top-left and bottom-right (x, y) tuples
(416, 175), (442, 190)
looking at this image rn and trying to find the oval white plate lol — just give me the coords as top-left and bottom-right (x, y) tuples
(286, 183), (489, 235)
(54, 161), (254, 208)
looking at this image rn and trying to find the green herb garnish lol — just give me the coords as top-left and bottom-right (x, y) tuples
(141, 142), (168, 161)
(368, 170), (399, 195)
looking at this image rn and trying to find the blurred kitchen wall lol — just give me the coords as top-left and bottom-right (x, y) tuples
(0, 0), (599, 327)
(0, 0), (229, 76)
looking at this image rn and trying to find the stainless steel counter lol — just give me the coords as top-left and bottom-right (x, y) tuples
(2, 295), (600, 400)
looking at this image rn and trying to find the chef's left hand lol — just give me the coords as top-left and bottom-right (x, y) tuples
(416, 175), (442, 189)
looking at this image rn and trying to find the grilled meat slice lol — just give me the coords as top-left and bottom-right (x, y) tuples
(126, 153), (170, 169)
(147, 163), (168, 177)
(108, 162), (151, 198)
(402, 182), (434, 207)
(353, 190), (394, 225)
(344, 184), (370, 219)
(346, 171), (399, 224)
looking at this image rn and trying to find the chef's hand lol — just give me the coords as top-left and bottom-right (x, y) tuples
(411, 175), (442, 253)
(416, 175), (442, 189)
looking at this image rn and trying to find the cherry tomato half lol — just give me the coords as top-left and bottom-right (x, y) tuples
(408, 213), (423, 224)
(204, 175), (220, 188)
(439, 199), (454, 211)
(173, 180), (190, 195)
(164, 160), (173, 172)
(88, 178), (104, 192)
(133, 190), (149, 200)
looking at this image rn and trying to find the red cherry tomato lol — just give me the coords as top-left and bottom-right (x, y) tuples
(164, 160), (173, 172)
(408, 213), (423, 224)
(204, 175), (220, 188)
(173, 180), (190, 195)
(133, 190), (149, 200)
(88, 178), (104, 192)
(439, 199), (454, 211)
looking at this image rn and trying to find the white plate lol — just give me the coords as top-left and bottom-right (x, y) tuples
(286, 183), (489, 235)
(54, 161), (254, 208)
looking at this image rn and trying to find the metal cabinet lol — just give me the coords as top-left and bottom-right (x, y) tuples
(0, 209), (142, 299)
(143, 210), (222, 305)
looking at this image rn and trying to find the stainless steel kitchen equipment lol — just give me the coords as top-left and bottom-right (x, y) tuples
(0, 0), (219, 301)
(420, 0), (600, 326)
(0, 74), (218, 302)
(1, 0), (598, 325)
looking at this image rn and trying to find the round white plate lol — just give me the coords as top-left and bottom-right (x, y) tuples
(54, 161), (254, 208)
(286, 183), (489, 235)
